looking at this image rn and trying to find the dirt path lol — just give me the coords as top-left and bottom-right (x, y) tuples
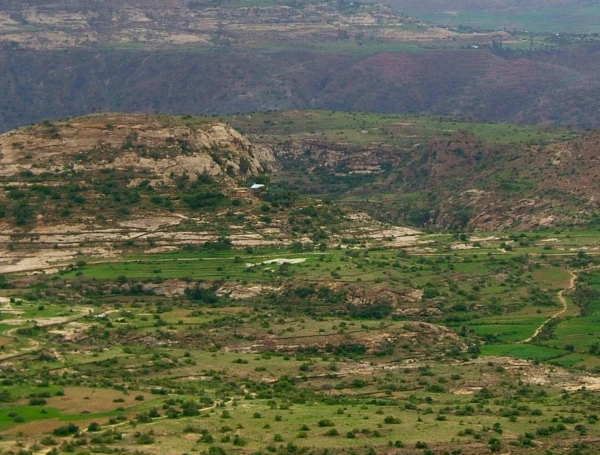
(0, 306), (93, 362)
(522, 270), (576, 343)
(523, 265), (600, 344)
(0, 327), (41, 360)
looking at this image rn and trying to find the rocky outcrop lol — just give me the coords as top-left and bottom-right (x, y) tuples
(0, 113), (274, 180)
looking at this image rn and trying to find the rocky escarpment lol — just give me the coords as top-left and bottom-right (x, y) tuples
(0, 113), (278, 271)
(0, 113), (418, 274)
(0, 113), (274, 180)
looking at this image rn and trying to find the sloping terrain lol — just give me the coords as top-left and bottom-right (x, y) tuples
(229, 110), (600, 231)
(0, 113), (419, 273)
(4, 45), (600, 134)
(2, 115), (600, 455)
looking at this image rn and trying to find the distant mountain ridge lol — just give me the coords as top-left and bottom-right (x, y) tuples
(4, 45), (600, 133)
(1, 0), (600, 130)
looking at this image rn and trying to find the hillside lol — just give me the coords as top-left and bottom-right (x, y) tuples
(4, 45), (600, 134)
(0, 0), (471, 51)
(228, 110), (600, 231)
(0, 113), (417, 273)
(3, 0), (600, 131)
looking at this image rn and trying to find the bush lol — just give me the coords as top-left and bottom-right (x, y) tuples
(136, 432), (156, 444)
(40, 436), (57, 446)
(383, 416), (401, 424)
(318, 419), (335, 427)
(185, 286), (219, 304)
(489, 438), (501, 452)
(87, 422), (101, 432)
(184, 191), (229, 210)
(53, 423), (79, 437)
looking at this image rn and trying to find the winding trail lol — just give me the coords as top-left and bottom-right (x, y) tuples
(523, 265), (600, 344)
(0, 306), (94, 362)
(522, 270), (576, 343)
(0, 327), (42, 360)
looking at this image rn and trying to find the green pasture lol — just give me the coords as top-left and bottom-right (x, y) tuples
(545, 316), (600, 351)
(228, 110), (574, 148)
(400, 5), (600, 34)
(468, 323), (540, 343)
(480, 344), (568, 361)
(0, 406), (62, 431)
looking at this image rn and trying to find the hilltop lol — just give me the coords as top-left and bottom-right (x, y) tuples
(5, 111), (599, 239)
(0, 113), (273, 179)
(0, 113), (417, 273)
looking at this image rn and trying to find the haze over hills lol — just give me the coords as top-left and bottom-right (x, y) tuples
(2, 0), (600, 130)
(386, 0), (600, 33)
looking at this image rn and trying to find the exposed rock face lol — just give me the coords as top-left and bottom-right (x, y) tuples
(0, 113), (274, 180)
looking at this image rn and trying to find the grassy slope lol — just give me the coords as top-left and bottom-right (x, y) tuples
(2, 114), (600, 453)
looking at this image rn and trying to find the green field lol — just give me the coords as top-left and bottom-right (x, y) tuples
(399, 5), (600, 34)
(2, 230), (600, 454)
(228, 110), (576, 148)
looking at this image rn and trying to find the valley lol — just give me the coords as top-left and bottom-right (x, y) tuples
(2, 0), (600, 453)
(0, 113), (599, 454)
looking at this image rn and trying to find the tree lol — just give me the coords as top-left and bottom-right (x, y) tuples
(573, 284), (600, 316)
(13, 200), (35, 226)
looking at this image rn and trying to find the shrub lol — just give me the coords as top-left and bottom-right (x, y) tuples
(136, 432), (155, 444)
(53, 423), (79, 437)
(383, 416), (401, 424)
(87, 422), (101, 432)
(318, 419), (335, 427)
